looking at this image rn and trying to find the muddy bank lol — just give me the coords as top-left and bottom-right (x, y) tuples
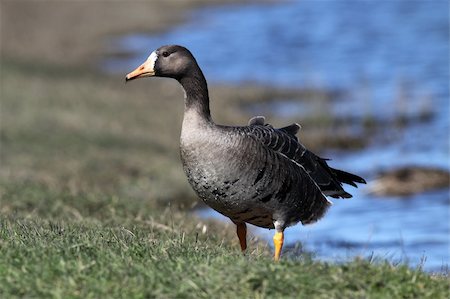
(368, 166), (450, 197)
(1, 0), (268, 67)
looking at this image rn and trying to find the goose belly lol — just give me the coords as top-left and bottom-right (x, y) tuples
(180, 141), (309, 229)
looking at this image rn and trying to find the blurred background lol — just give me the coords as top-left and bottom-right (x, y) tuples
(1, 0), (449, 272)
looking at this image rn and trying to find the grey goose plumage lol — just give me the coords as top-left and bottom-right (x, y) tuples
(126, 45), (366, 260)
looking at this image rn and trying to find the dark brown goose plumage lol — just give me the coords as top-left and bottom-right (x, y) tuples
(126, 45), (366, 260)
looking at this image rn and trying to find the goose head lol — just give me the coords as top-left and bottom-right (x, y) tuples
(125, 45), (198, 82)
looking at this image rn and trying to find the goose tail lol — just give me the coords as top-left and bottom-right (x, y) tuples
(332, 168), (367, 187)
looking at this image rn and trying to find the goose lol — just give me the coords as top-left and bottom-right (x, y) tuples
(126, 45), (366, 260)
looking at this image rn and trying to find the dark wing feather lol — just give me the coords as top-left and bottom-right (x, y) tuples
(279, 123), (301, 138)
(246, 116), (366, 199)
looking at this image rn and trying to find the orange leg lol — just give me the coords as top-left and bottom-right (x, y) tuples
(236, 222), (247, 251)
(273, 230), (284, 261)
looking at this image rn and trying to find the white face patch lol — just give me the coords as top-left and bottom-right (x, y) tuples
(146, 51), (158, 70)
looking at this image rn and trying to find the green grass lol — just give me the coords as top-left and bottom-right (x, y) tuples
(1, 184), (448, 299)
(1, 58), (449, 298)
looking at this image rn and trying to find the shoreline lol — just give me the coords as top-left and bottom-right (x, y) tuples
(1, 0), (273, 68)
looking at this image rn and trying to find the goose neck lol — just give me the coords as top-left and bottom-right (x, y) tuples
(179, 72), (211, 122)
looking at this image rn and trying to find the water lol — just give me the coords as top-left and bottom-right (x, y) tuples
(105, 0), (450, 271)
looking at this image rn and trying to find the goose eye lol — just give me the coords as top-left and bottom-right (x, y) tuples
(162, 51), (170, 57)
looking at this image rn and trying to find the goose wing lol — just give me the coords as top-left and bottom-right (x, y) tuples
(246, 116), (366, 198)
